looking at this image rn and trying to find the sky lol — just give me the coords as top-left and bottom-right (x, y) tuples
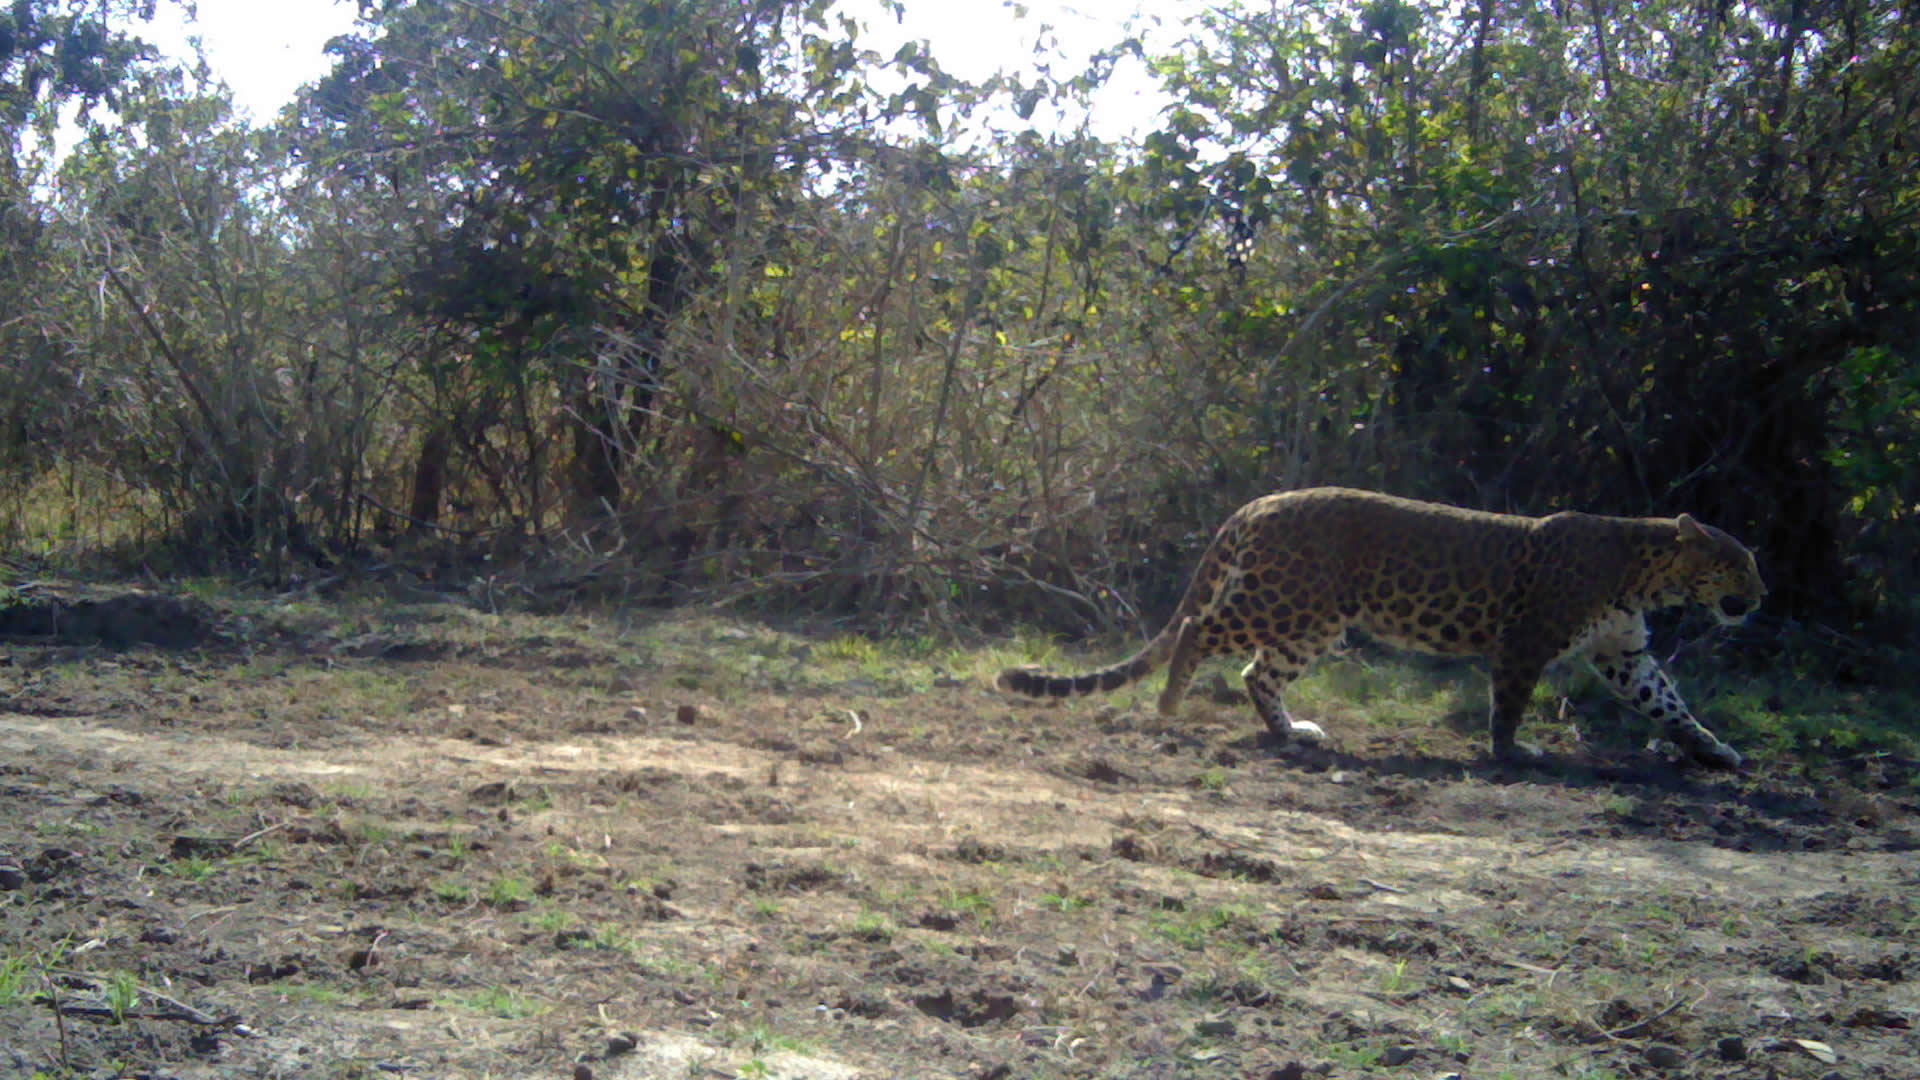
(142, 0), (362, 122)
(136, 0), (1198, 138)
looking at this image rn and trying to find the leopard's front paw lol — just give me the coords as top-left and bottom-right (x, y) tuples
(1284, 718), (1328, 745)
(1685, 738), (1743, 771)
(1264, 711), (1327, 748)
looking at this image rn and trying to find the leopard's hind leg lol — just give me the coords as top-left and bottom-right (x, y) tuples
(1157, 616), (1205, 716)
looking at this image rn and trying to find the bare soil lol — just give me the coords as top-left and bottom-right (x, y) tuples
(1, 594), (1916, 1079)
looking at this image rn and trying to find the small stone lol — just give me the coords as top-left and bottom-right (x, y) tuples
(469, 780), (515, 805)
(1194, 1016), (1235, 1037)
(626, 706), (648, 722)
(675, 704), (698, 725)
(1643, 1043), (1686, 1069)
(1379, 1045), (1417, 1066)
(0, 865), (25, 891)
(606, 1032), (639, 1056)
(268, 781), (320, 807)
(1716, 1036), (1747, 1062)
(572, 1065), (593, 1080)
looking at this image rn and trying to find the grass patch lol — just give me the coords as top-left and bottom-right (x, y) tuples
(1467, 988), (1539, 1024)
(0, 952), (33, 1008)
(939, 887), (997, 928)
(511, 788), (554, 813)
(37, 819), (105, 838)
(287, 666), (413, 722)
(818, 635), (885, 665)
(443, 986), (545, 1019)
(280, 982), (354, 1007)
(1322, 1039), (1386, 1068)
(324, 781), (378, 804)
(346, 818), (399, 845)
(1710, 678), (1920, 766)
(103, 969), (140, 1023)
(529, 907), (574, 933)
(730, 1020), (813, 1057)
(593, 923), (647, 956)
(486, 875), (535, 907)
(162, 856), (218, 881)
(846, 909), (895, 943)
(1378, 957), (1412, 995)
(1149, 903), (1260, 951)
(1190, 766), (1232, 792)
(541, 840), (606, 868)
(1435, 1030), (1473, 1056)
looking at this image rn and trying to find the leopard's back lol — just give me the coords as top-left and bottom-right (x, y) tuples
(1201, 488), (1536, 658)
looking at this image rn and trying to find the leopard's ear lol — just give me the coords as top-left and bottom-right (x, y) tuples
(1676, 513), (1709, 543)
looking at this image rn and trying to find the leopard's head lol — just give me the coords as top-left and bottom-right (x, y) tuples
(1675, 514), (1766, 625)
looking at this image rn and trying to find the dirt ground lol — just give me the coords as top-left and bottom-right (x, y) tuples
(1, 594), (1916, 1079)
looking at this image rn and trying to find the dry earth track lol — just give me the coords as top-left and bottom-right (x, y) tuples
(1, 602), (1916, 1079)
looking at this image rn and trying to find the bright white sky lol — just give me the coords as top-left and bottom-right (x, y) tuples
(138, 0), (1198, 138)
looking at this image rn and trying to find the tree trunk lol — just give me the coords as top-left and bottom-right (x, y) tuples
(408, 425), (451, 532)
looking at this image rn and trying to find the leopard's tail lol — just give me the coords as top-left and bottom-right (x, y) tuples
(993, 620), (1186, 700)
(993, 545), (1225, 701)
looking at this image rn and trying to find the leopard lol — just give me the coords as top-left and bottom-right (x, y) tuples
(996, 487), (1765, 769)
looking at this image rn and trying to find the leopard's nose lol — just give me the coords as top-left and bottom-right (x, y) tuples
(1719, 596), (1750, 619)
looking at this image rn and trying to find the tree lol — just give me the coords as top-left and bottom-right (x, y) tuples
(0, 1), (165, 532)
(290, 0), (961, 530)
(45, 64), (364, 567)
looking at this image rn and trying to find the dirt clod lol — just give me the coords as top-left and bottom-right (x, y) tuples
(912, 988), (1020, 1028)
